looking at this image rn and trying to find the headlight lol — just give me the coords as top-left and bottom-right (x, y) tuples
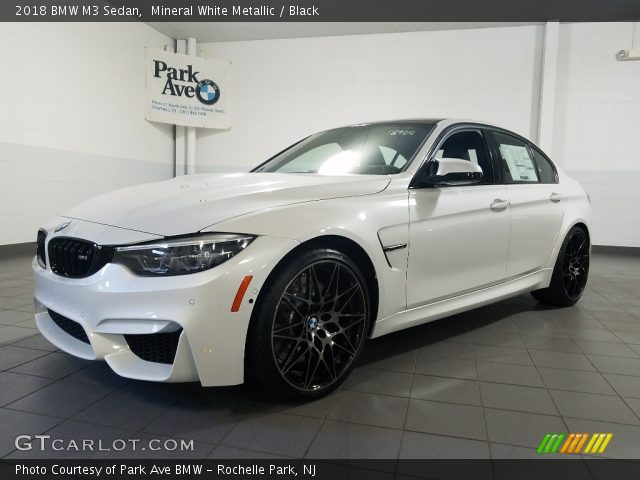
(112, 233), (255, 276)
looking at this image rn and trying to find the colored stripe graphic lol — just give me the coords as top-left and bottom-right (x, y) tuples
(550, 433), (565, 453)
(539, 433), (613, 454)
(537, 433), (565, 453)
(567, 433), (583, 453)
(598, 433), (613, 453)
(591, 433), (605, 453)
(584, 433), (613, 454)
(560, 433), (575, 453)
(575, 433), (589, 453)
(537, 433), (552, 453)
(584, 433), (598, 453)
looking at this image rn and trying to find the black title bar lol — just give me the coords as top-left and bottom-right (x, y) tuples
(4, 0), (640, 22)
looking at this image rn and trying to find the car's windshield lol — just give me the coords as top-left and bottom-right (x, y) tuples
(253, 123), (435, 175)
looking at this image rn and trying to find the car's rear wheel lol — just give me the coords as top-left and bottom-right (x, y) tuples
(246, 248), (371, 399)
(531, 226), (590, 307)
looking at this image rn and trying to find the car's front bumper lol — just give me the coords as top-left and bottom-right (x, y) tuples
(33, 234), (298, 386)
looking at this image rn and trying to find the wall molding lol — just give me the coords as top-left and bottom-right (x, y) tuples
(592, 245), (640, 256)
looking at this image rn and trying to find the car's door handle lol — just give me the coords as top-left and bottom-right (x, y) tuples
(550, 192), (561, 203)
(490, 199), (510, 211)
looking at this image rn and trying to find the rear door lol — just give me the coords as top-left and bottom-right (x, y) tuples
(487, 130), (564, 277)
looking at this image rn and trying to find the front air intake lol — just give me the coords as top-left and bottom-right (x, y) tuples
(36, 229), (47, 268)
(124, 329), (183, 365)
(48, 309), (90, 344)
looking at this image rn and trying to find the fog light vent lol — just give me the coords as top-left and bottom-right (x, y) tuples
(124, 329), (183, 364)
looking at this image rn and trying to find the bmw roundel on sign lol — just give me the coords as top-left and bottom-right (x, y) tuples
(196, 79), (220, 106)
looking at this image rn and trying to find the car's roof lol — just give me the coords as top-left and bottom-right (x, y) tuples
(344, 118), (507, 130)
(339, 118), (537, 147)
(344, 119), (444, 126)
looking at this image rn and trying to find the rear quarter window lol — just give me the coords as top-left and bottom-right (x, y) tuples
(531, 147), (558, 184)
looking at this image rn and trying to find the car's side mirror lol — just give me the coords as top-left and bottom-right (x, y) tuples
(414, 158), (484, 188)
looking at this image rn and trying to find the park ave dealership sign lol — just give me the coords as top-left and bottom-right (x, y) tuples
(145, 48), (230, 129)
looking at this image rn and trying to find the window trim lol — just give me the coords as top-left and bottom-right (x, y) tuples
(410, 124), (498, 189)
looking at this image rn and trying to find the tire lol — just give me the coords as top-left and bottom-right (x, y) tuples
(531, 226), (590, 307)
(245, 248), (371, 400)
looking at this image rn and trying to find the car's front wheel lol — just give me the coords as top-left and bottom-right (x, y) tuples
(531, 226), (590, 307)
(246, 248), (371, 399)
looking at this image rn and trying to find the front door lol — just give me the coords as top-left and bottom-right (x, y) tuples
(407, 128), (511, 308)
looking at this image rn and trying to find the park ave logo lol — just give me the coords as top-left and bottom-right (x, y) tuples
(145, 47), (230, 128)
(153, 59), (220, 106)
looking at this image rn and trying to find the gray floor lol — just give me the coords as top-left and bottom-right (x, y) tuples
(1, 251), (640, 460)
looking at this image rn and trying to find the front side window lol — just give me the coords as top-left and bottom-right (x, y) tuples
(431, 129), (493, 183)
(254, 123), (435, 175)
(492, 131), (539, 184)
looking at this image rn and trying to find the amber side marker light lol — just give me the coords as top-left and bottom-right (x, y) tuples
(231, 275), (253, 312)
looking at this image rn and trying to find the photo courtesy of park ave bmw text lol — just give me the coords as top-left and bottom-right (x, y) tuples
(1, 1), (640, 479)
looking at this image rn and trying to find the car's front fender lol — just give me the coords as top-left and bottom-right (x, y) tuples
(204, 192), (411, 322)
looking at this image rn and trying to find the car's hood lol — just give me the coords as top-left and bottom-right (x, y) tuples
(63, 172), (390, 237)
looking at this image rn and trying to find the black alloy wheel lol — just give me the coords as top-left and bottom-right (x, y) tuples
(271, 259), (368, 392)
(562, 228), (590, 300)
(531, 226), (590, 307)
(246, 248), (371, 399)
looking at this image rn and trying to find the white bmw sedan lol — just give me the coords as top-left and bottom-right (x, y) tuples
(33, 119), (591, 399)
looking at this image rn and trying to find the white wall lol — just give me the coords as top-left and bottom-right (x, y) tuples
(2, 23), (637, 247)
(553, 22), (640, 247)
(196, 25), (544, 171)
(197, 23), (640, 248)
(0, 23), (175, 245)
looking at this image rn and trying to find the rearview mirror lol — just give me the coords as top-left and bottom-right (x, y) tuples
(415, 158), (483, 188)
